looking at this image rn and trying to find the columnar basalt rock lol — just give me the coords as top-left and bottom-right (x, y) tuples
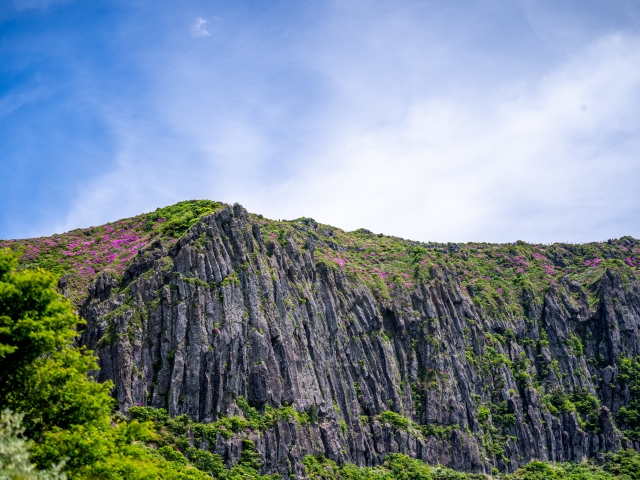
(79, 205), (638, 477)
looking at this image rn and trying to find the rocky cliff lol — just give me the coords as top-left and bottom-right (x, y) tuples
(44, 203), (640, 477)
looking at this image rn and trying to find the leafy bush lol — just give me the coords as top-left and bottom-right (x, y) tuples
(506, 460), (618, 479)
(490, 401), (516, 428)
(544, 389), (576, 415)
(147, 201), (223, 238)
(617, 357), (640, 440)
(128, 406), (170, 424)
(158, 446), (188, 466)
(605, 449), (640, 478)
(378, 411), (410, 430)
(184, 448), (224, 477)
(477, 407), (490, 422)
(385, 454), (432, 480)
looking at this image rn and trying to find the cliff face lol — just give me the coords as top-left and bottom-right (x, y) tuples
(77, 204), (640, 477)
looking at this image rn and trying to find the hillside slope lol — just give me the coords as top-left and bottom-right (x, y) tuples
(4, 201), (640, 477)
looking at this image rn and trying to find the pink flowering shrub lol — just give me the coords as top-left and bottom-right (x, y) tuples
(1, 200), (223, 304)
(4, 201), (639, 317)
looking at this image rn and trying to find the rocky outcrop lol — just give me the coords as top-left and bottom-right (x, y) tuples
(79, 205), (639, 477)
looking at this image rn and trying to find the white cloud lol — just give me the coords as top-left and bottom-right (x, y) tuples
(236, 34), (640, 243)
(54, 7), (640, 244)
(190, 18), (210, 37)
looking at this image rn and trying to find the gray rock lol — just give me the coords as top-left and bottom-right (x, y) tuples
(78, 205), (640, 477)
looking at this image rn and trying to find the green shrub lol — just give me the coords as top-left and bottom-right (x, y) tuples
(378, 411), (410, 430)
(605, 449), (640, 478)
(147, 200), (224, 238)
(477, 406), (490, 422)
(158, 446), (188, 466)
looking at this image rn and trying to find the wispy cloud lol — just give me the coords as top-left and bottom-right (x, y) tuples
(3, 1), (640, 242)
(282, 34), (640, 243)
(57, 29), (640, 243)
(0, 83), (47, 117)
(190, 18), (210, 37)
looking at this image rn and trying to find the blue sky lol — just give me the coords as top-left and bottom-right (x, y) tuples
(1, 0), (640, 243)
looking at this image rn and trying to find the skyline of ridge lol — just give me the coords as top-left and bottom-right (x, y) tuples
(1, 199), (636, 246)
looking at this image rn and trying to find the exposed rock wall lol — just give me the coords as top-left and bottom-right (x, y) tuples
(79, 205), (640, 477)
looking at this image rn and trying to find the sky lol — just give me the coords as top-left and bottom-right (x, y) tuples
(1, 0), (640, 243)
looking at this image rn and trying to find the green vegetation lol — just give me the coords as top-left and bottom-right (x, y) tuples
(616, 357), (640, 441)
(257, 215), (639, 321)
(146, 200), (224, 238)
(540, 388), (602, 432)
(126, 396), (314, 447)
(86, 404), (488, 479)
(378, 411), (410, 430)
(0, 409), (65, 479)
(0, 250), (209, 479)
(302, 453), (487, 480)
(3, 199), (639, 317)
(0, 200), (224, 303)
(505, 450), (640, 479)
(1, 245), (639, 480)
(300, 451), (640, 480)
(2, 203), (640, 479)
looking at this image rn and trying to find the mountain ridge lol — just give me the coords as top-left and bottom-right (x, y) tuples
(3, 200), (640, 477)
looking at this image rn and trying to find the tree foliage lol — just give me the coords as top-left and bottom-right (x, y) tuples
(0, 250), (210, 479)
(0, 409), (66, 480)
(0, 251), (78, 394)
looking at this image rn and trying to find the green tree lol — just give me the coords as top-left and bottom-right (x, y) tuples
(0, 250), (113, 438)
(0, 409), (66, 480)
(0, 251), (211, 479)
(0, 251), (78, 396)
(385, 454), (431, 480)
